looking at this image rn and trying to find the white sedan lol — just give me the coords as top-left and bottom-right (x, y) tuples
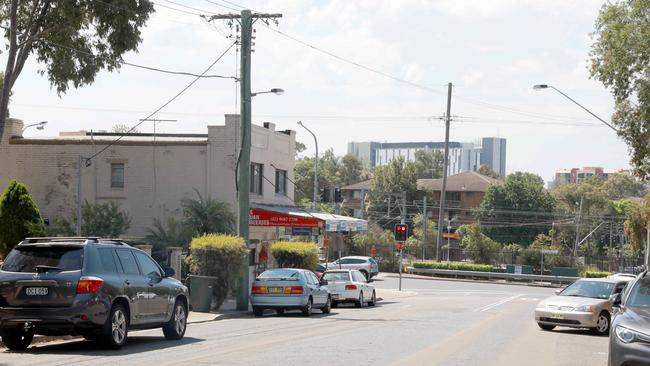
(322, 269), (376, 308)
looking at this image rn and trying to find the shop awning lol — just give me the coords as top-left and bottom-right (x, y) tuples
(250, 203), (368, 232)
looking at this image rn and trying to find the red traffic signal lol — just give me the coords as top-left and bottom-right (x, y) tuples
(394, 224), (408, 241)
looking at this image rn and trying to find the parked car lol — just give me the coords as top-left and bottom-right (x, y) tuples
(322, 269), (376, 308)
(0, 237), (189, 350)
(250, 268), (331, 317)
(609, 271), (650, 366)
(534, 277), (631, 335)
(315, 263), (327, 279)
(326, 256), (379, 280)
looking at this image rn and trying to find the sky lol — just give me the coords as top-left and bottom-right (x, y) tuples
(8, 0), (631, 183)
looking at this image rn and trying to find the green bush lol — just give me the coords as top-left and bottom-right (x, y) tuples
(0, 180), (45, 256)
(585, 271), (612, 278)
(271, 241), (319, 270)
(413, 261), (494, 272)
(186, 234), (248, 310)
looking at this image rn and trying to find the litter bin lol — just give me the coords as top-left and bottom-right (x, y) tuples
(189, 275), (217, 313)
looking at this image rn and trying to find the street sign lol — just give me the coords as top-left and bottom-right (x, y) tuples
(395, 242), (405, 251)
(442, 233), (459, 239)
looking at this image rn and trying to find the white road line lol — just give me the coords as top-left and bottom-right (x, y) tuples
(475, 294), (522, 312)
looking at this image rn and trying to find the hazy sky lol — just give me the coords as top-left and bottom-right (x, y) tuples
(9, 0), (631, 182)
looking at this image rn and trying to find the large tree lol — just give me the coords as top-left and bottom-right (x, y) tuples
(602, 173), (647, 200)
(0, 180), (45, 255)
(589, 0), (650, 180)
(475, 172), (556, 246)
(368, 157), (418, 228)
(0, 0), (155, 139)
(413, 149), (443, 179)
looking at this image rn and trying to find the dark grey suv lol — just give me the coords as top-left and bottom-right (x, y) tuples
(0, 237), (189, 350)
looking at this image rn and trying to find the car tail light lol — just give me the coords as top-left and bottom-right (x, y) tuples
(251, 286), (268, 295)
(345, 284), (357, 290)
(284, 286), (304, 295)
(76, 276), (104, 294)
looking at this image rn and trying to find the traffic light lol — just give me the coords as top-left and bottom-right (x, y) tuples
(320, 187), (330, 203)
(334, 187), (342, 203)
(394, 224), (408, 241)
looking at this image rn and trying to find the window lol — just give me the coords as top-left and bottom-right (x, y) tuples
(275, 169), (287, 195)
(1, 246), (83, 272)
(446, 191), (461, 201)
(134, 251), (161, 279)
(250, 163), (263, 195)
(116, 250), (140, 275)
(98, 248), (118, 273)
(111, 163), (125, 188)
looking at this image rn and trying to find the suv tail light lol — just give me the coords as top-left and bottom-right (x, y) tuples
(76, 276), (104, 294)
(345, 284), (358, 290)
(284, 286), (304, 295)
(251, 286), (268, 295)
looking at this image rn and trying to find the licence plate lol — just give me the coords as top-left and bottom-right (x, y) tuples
(551, 313), (564, 320)
(26, 287), (48, 296)
(268, 287), (283, 294)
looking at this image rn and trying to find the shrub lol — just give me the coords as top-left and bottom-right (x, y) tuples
(0, 180), (45, 256)
(271, 241), (319, 270)
(585, 271), (612, 278)
(186, 234), (248, 310)
(81, 201), (131, 237)
(457, 224), (502, 264)
(413, 261), (494, 272)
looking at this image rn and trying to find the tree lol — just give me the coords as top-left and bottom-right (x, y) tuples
(0, 180), (45, 255)
(145, 217), (192, 261)
(602, 173), (647, 200)
(0, 0), (155, 140)
(295, 141), (307, 156)
(553, 176), (609, 215)
(456, 224), (502, 264)
(339, 154), (369, 186)
(475, 172), (556, 246)
(478, 165), (500, 179)
(413, 150), (443, 179)
(368, 157), (418, 227)
(589, 0), (650, 180)
(182, 190), (236, 235)
(111, 123), (139, 134)
(405, 213), (437, 259)
(81, 201), (131, 237)
(613, 199), (647, 254)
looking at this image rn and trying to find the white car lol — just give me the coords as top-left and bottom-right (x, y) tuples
(326, 256), (379, 280)
(322, 269), (376, 308)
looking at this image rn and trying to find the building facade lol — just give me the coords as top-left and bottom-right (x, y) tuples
(347, 137), (506, 176)
(0, 115), (296, 239)
(554, 167), (631, 185)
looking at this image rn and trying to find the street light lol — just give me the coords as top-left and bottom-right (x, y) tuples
(22, 120), (47, 133)
(251, 88), (284, 97)
(297, 121), (318, 210)
(532, 84), (618, 131)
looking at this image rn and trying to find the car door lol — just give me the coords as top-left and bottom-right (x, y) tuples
(352, 271), (368, 299)
(305, 271), (325, 306)
(133, 251), (170, 323)
(115, 249), (150, 325)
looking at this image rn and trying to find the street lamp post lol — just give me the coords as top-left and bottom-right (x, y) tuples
(22, 120), (47, 133)
(297, 121), (318, 210)
(532, 84), (618, 131)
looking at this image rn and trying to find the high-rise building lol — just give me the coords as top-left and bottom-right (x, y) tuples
(347, 137), (506, 176)
(554, 167), (631, 185)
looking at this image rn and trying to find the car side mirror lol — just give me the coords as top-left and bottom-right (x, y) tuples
(163, 267), (176, 278)
(320, 279), (328, 286)
(554, 289), (562, 295)
(610, 293), (622, 307)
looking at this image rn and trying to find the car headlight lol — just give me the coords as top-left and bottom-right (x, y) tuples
(573, 305), (593, 312)
(615, 325), (650, 344)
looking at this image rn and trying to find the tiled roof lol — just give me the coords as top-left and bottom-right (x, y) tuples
(417, 171), (501, 192)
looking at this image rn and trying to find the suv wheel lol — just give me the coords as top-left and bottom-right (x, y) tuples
(163, 299), (187, 340)
(102, 303), (129, 349)
(1, 331), (34, 351)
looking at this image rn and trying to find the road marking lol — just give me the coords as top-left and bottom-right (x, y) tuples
(475, 294), (522, 312)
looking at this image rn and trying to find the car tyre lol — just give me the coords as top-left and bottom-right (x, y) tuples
(355, 292), (364, 308)
(1, 331), (34, 351)
(537, 323), (555, 331)
(163, 299), (187, 340)
(593, 312), (611, 335)
(368, 290), (377, 306)
(253, 306), (264, 317)
(331, 302), (338, 308)
(301, 297), (313, 317)
(321, 296), (332, 314)
(101, 303), (129, 349)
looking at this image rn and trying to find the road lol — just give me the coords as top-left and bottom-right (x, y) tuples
(0, 275), (609, 365)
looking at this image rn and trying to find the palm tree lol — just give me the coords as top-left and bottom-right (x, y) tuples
(181, 189), (236, 236)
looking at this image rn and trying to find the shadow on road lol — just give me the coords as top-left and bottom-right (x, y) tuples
(8, 336), (204, 356)
(545, 328), (606, 338)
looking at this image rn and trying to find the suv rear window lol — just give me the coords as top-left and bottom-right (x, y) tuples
(1, 246), (83, 272)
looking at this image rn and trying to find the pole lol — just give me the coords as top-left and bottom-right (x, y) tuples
(421, 195), (427, 261)
(76, 155), (83, 236)
(446, 222), (451, 262)
(645, 219), (649, 270)
(574, 196), (583, 258)
(436, 82), (453, 262)
(236, 9), (252, 311)
(398, 192), (406, 291)
(297, 122), (319, 210)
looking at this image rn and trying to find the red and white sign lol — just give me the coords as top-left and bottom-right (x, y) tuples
(249, 209), (321, 228)
(395, 242), (405, 251)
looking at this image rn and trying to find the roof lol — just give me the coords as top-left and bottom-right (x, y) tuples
(341, 180), (372, 191)
(11, 134), (208, 146)
(417, 171), (501, 192)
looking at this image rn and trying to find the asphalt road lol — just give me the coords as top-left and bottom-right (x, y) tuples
(0, 275), (609, 365)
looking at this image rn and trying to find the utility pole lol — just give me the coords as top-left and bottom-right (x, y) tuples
(77, 155), (83, 236)
(399, 191), (406, 291)
(436, 82), (453, 262)
(421, 195), (427, 261)
(208, 10), (282, 312)
(574, 196), (584, 258)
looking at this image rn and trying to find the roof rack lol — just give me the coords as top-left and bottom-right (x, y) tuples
(22, 237), (99, 244)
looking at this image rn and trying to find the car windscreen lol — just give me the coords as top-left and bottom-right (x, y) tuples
(323, 272), (351, 282)
(1, 245), (84, 272)
(560, 280), (614, 299)
(258, 269), (299, 279)
(627, 278), (650, 308)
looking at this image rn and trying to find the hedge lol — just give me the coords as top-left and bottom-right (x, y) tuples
(271, 241), (319, 270)
(412, 261), (494, 272)
(186, 234), (248, 309)
(585, 271), (612, 278)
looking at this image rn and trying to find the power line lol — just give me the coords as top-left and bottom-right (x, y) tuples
(85, 41), (237, 162)
(151, 1), (205, 16)
(204, 0), (242, 12)
(161, 0), (218, 15)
